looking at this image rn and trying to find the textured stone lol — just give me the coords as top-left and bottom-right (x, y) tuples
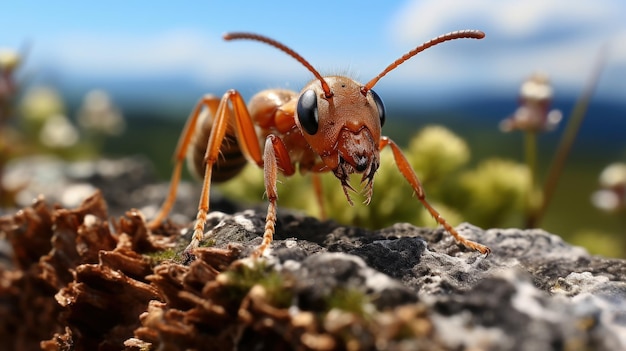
(193, 210), (626, 350)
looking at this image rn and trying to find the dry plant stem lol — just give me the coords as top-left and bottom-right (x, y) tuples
(621, 210), (626, 255)
(0, 100), (10, 207)
(529, 48), (607, 228)
(524, 131), (539, 228)
(0, 139), (5, 205)
(0, 167), (5, 206)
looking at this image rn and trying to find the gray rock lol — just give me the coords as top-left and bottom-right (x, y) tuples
(198, 209), (626, 351)
(1, 155), (238, 217)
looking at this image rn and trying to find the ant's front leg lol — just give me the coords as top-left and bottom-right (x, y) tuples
(253, 134), (295, 258)
(380, 136), (491, 255)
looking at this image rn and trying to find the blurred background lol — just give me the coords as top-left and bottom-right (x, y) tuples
(1, 1), (625, 256)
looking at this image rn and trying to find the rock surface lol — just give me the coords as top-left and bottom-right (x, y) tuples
(1, 157), (626, 351)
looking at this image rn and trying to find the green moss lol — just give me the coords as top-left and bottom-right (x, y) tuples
(199, 237), (216, 247)
(324, 287), (373, 318)
(144, 248), (179, 265)
(219, 261), (292, 308)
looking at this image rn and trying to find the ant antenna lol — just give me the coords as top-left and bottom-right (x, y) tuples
(362, 30), (485, 94)
(224, 32), (333, 98)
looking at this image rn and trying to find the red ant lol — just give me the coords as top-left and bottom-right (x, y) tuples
(147, 30), (491, 257)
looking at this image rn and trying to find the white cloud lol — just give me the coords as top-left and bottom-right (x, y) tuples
(31, 28), (309, 86)
(390, 0), (620, 42)
(43, 29), (211, 75)
(387, 0), (626, 97)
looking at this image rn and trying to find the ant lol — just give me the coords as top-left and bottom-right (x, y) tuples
(147, 30), (491, 258)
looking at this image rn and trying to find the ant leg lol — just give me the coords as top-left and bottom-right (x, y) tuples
(252, 135), (294, 258)
(380, 137), (491, 255)
(147, 95), (220, 230)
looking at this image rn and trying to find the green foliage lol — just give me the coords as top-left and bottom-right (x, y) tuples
(406, 125), (470, 185)
(457, 159), (531, 227)
(570, 229), (625, 258)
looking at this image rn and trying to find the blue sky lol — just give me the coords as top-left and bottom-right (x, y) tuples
(2, 0), (625, 105)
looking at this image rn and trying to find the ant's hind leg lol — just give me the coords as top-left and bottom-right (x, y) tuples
(147, 95), (220, 230)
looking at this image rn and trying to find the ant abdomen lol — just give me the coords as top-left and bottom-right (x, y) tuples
(187, 112), (247, 183)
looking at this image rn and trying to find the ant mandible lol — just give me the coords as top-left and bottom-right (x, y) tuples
(147, 30), (491, 257)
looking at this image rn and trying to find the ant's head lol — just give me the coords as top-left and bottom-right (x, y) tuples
(223, 30), (484, 204)
(295, 75), (384, 204)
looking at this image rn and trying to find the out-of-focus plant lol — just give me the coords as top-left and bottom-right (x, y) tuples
(499, 73), (563, 133)
(17, 86), (125, 158)
(456, 159), (531, 228)
(77, 89), (126, 152)
(19, 86), (65, 134)
(0, 48), (23, 206)
(0, 49), (20, 124)
(19, 85), (80, 156)
(500, 47), (606, 229)
(537, 49), (607, 226)
(405, 125), (470, 186)
(591, 162), (626, 214)
(499, 73), (562, 225)
(0, 45), (126, 207)
(588, 162), (626, 256)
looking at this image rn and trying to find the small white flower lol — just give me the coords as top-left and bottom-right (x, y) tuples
(591, 163), (626, 212)
(500, 73), (562, 133)
(39, 114), (79, 148)
(77, 89), (125, 136)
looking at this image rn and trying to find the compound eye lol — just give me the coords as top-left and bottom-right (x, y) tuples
(370, 89), (386, 127)
(297, 89), (319, 134)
